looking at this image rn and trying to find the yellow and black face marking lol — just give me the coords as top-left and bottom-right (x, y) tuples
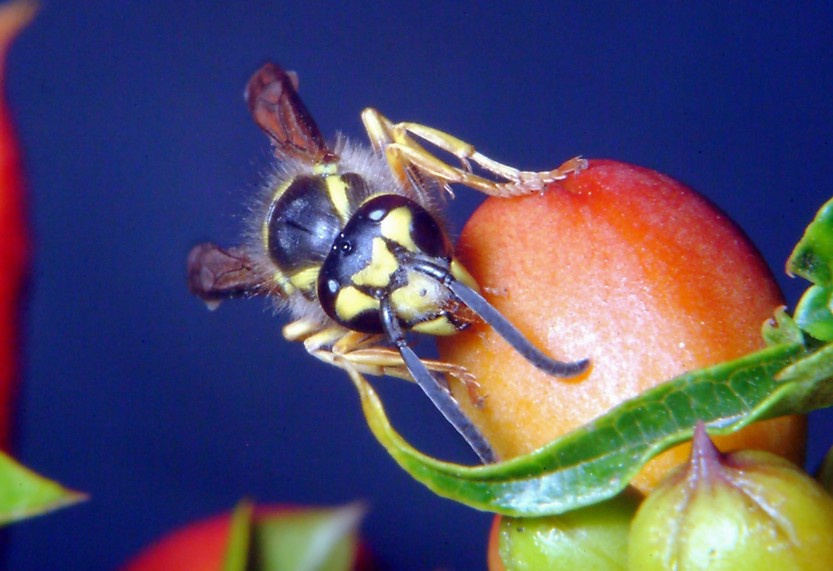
(187, 62), (589, 464)
(318, 194), (465, 335)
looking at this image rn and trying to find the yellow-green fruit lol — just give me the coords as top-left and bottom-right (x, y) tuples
(629, 424), (833, 571)
(494, 491), (640, 571)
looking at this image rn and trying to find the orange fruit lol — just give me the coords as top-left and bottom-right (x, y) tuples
(438, 159), (806, 492)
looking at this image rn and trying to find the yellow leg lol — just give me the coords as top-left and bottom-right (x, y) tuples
(361, 107), (586, 198)
(331, 333), (484, 406)
(360, 107), (398, 154)
(361, 108), (441, 201)
(282, 319), (484, 406)
(282, 318), (337, 343)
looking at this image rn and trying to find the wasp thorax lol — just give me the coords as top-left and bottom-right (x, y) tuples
(317, 194), (467, 335)
(263, 172), (373, 298)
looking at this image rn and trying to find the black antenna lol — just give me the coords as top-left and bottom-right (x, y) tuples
(379, 296), (497, 464)
(410, 258), (590, 378)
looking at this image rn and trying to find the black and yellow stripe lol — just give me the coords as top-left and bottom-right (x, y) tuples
(262, 171), (379, 299)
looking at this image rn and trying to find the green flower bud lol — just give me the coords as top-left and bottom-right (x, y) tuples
(630, 423), (833, 571)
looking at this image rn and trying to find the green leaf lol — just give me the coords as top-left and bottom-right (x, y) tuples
(346, 340), (829, 517)
(222, 499), (255, 571)
(221, 501), (366, 571)
(788, 196), (833, 286)
(794, 285), (833, 341)
(0, 451), (86, 525)
(762, 306), (804, 346)
(776, 342), (833, 384)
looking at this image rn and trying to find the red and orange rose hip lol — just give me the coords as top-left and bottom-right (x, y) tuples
(438, 159), (806, 491)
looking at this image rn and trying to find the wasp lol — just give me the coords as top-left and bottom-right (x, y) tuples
(187, 63), (589, 463)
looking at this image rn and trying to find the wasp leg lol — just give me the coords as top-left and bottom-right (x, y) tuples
(283, 320), (485, 406)
(361, 108), (446, 202)
(330, 334), (486, 407)
(397, 121), (587, 193)
(361, 107), (587, 198)
(328, 333), (485, 405)
(379, 296), (497, 463)
(360, 107), (398, 155)
(330, 348), (485, 408)
(282, 318), (341, 344)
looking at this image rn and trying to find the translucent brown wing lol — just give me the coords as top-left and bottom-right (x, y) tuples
(187, 243), (270, 306)
(245, 62), (336, 163)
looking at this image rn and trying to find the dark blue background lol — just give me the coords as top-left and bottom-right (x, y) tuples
(5, 2), (833, 569)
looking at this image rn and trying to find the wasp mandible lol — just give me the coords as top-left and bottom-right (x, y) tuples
(187, 63), (589, 463)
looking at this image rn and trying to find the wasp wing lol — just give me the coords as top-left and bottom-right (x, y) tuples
(187, 243), (270, 308)
(245, 62), (336, 164)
